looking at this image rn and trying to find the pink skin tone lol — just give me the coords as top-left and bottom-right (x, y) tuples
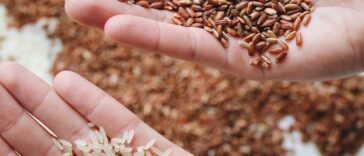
(0, 62), (192, 156)
(1, 0), (364, 155)
(65, 0), (364, 81)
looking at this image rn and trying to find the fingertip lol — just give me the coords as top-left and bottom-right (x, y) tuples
(104, 15), (135, 42)
(65, 0), (109, 28)
(0, 61), (24, 90)
(53, 71), (81, 94)
(104, 15), (161, 51)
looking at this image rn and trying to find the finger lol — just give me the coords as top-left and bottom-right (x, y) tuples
(54, 71), (193, 156)
(0, 62), (91, 144)
(0, 84), (62, 156)
(0, 137), (17, 156)
(105, 15), (232, 69)
(65, 0), (172, 29)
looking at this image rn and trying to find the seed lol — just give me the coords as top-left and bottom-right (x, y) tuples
(171, 18), (183, 25)
(300, 11), (310, 18)
(249, 57), (263, 66)
(301, 2), (311, 11)
(281, 22), (293, 30)
(151, 147), (163, 155)
(131, 0), (315, 68)
(279, 40), (289, 50)
(267, 38), (279, 44)
(275, 52), (288, 63)
(243, 15), (253, 27)
(249, 12), (260, 21)
(204, 26), (213, 33)
(243, 33), (256, 42)
(235, 1), (248, 9)
(214, 11), (224, 20)
(227, 28), (239, 37)
(293, 17), (302, 31)
(75, 140), (87, 146)
(247, 2), (254, 14)
(290, 13), (302, 20)
(257, 13), (268, 25)
(255, 41), (266, 51)
(248, 42), (255, 56)
(252, 1), (264, 7)
(179, 0), (193, 5)
(162, 149), (173, 156)
(273, 22), (281, 34)
(262, 19), (277, 27)
(178, 7), (190, 18)
(296, 32), (303, 46)
(285, 31), (296, 41)
(261, 54), (272, 64)
(144, 139), (157, 150)
(136, 1), (150, 8)
(280, 15), (292, 21)
(284, 30), (292, 36)
(238, 40), (249, 48)
(220, 38), (229, 47)
(212, 29), (219, 38)
(277, 2), (286, 13)
(191, 22), (203, 27)
(262, 42), (272, 52)
(267, 30), (277, 38)
(302, 14), (311, 26)
(52, 138), (64, 151)
(151, 2), (164, 9)
(284, 4), (300, 10)
(268, 48), (283, 55)
(185, 18), (194, 26)
(265, 8), (277, 15)
(310, 6), (315, 12)
(262, 62), (270, 68)
(126, 130), (135, 144)
(252, 34), (261, 44)
(194, 17), (203, 23)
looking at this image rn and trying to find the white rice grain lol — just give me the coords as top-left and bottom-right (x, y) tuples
(151, 146), (163, 155)
(126, 130), (135, 144)
(144, 139), (157, 150)
(133, 150), (145, 156)
(137, 146), (145, 152)
(162, 149), (173, 156)
(146, 151), (153, 156)
(52, 138), (64, 151)
(89, 131), (99, 145)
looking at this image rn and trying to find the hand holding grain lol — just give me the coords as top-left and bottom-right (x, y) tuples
(0, 62), (192, 156)
(65, 0), (364, 81)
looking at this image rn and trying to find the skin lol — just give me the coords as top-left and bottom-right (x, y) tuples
(0, 0), (363, 155)
(65, 0), (364, 81)
(0, 62), (192, 156)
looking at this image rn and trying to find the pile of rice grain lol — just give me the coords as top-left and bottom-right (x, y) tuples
(52, 126), (172, 156)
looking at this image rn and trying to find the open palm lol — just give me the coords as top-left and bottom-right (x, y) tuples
(0, 62), (192, 156)
(65, 0), (364, 81)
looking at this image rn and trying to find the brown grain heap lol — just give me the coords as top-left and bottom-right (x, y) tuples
(2, 1), (364, 156)
(128, 0), (314, 68)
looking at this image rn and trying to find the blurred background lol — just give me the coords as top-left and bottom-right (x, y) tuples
(0, 0), (363, 156)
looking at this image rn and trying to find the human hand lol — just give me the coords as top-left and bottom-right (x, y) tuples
(65, 0), (364, 81)
(0, 62), (192, 156)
